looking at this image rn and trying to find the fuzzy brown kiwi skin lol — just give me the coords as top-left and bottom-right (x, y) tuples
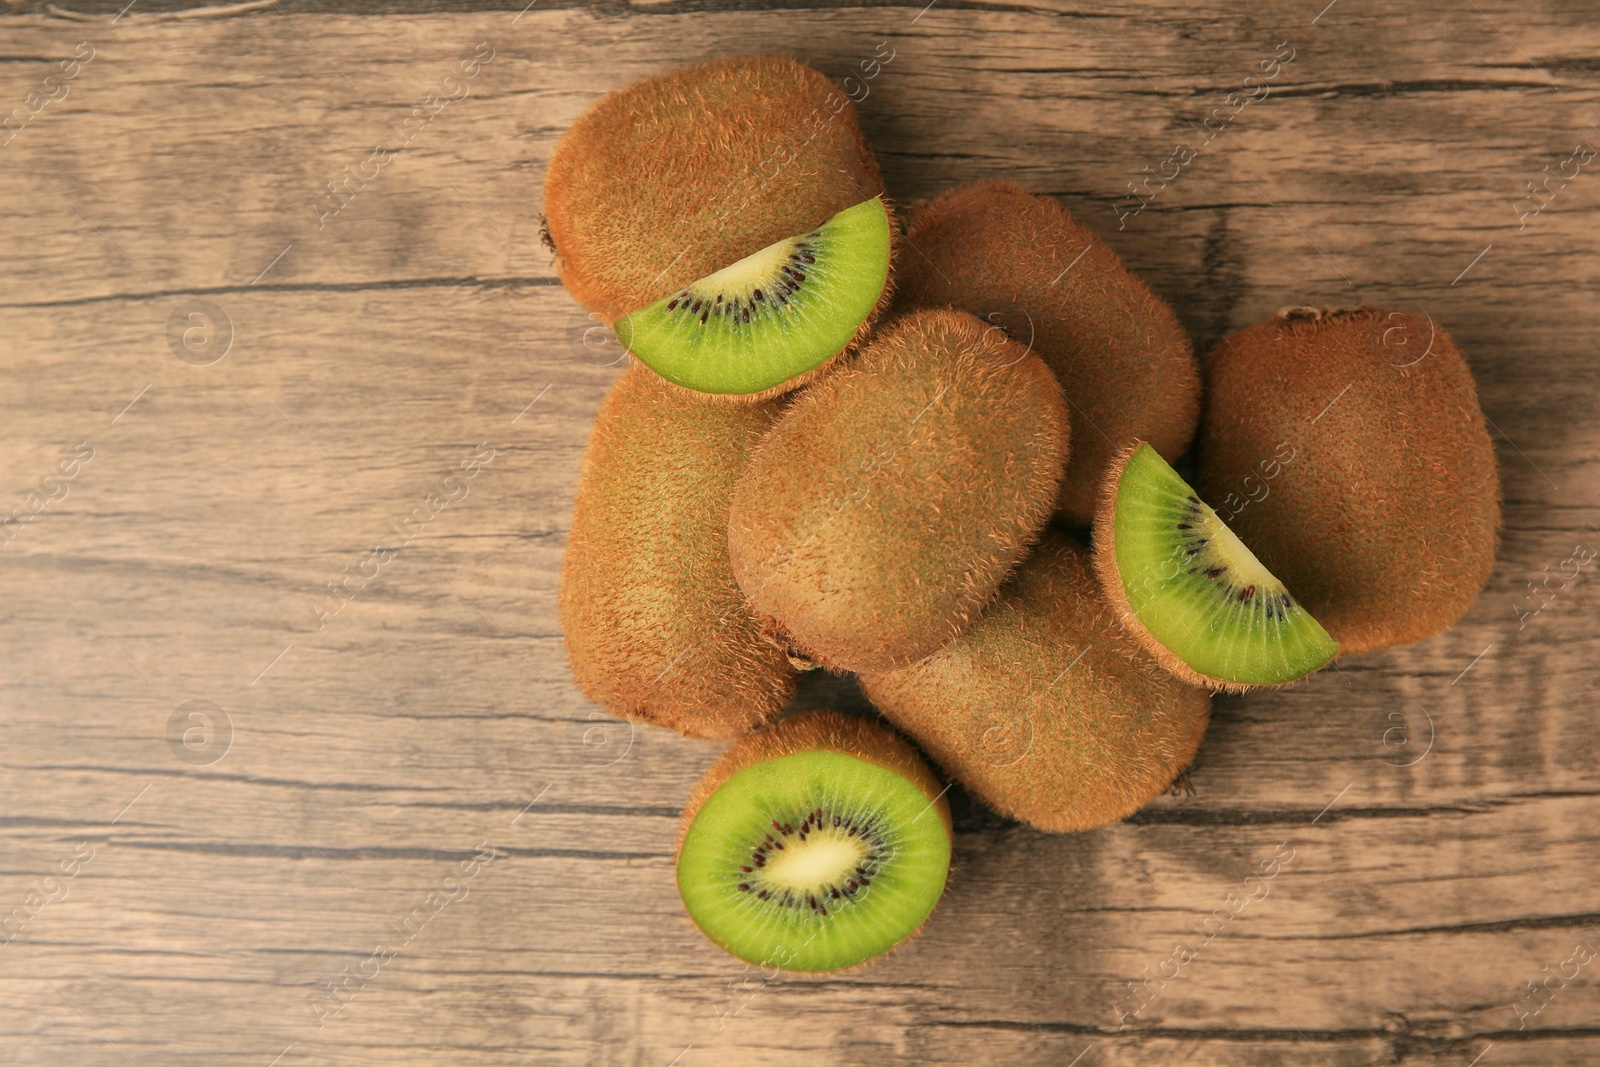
(1089, 441), (1258, 694)
(559, 367), (797, 739)
(896, 180), (1200, 526)
(645, 198), (901, 406)
(1194, 307), (1501, 653)
(544, 55), (885, 325)
(862, 532), (1211, 832)
(726, 308), (1071, 674)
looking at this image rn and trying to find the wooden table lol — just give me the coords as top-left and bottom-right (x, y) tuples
(2, 2), (1597, 1063)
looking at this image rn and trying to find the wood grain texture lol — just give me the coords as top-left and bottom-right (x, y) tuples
(2, 2), (1598, 1064)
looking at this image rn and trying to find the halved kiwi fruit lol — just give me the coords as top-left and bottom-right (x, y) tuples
(558, 367), (796, 739)
(1093, 442), (1338, 690)
(727, 308), (1070, 673)
(861, 533), (1211, 832)
(544, 55), (885, 323)
(614, 197), (893, 398)
(1196, 308), (1501, 652)
(677, 711), (951, 973)
(897, 181), (1200, 525)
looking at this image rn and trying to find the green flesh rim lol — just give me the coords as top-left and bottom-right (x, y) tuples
(677, 749), (950, 972)
(614, 197), (891, 396)
(1112, 444), (1339, 685)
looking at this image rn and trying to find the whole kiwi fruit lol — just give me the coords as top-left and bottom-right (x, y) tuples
(544, 55), (885, 324)
(896, 180), (1199, 525)
(861, 532), (1211, 832)
(727, 308), (1070, 674)
(1196, 307), (1501, 653)
(559, 366), (796, 738)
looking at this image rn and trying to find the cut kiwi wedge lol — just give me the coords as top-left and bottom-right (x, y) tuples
(676, 711), (951, 973)
(613, 197), (892, 398)
(1092, 442), (1338, 690)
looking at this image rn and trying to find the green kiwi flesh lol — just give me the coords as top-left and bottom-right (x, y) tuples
(861, 533), (1211, 832)
(614, 198), (892, 397)
(676, 711), (951, 972)
(1094, 443), (1338, 690)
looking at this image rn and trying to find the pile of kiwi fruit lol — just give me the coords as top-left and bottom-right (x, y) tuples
(549, 56), (1501, 974)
